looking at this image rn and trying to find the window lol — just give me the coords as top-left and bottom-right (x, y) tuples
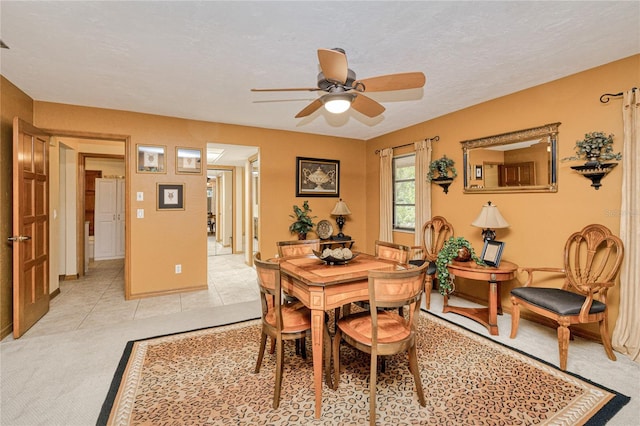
(393, 154), (415, 231)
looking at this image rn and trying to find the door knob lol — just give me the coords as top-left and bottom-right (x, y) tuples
(7, 235), (31, 242)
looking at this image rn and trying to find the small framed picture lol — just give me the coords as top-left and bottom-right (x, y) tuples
(137, 145), (166, 173)
(475, 165), (483, 179)
(157, 183), (185, 210)
(176, 147), (202, 174)
(481, 240), (505, 267)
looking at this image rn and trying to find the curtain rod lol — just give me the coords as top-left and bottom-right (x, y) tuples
(374, 135), (439, 154)
(600, 87), (637, 103)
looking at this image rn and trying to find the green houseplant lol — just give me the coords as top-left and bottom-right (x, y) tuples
(426, 155), (458, 194)
(289, 200), (316, 239)
(426, 155), (458, 181)
(561, 132), (621, 165)
(435, 237), (484, 295)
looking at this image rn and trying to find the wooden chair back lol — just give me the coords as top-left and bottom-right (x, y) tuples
(416, 216), (454, 262)
(563, 224), (624, 298)
(374, 240), (411, 264)
(277, 239), (320, 257)
(254, 252), (282, 329)
(368, 264), (427, 337)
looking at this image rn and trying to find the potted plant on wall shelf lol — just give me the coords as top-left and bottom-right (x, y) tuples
(289, 200), (316, 240)
(426, 155), (458, 194)
(562, 131), (621, 190)
(435, 237), (484, 295)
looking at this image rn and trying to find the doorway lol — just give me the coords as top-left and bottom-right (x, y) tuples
(207, 167), (234, 256)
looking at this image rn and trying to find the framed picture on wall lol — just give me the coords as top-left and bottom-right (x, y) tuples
(481, 240), (505, 267)
(136, 144), (167, 173)
(475, 165), (483, 179)
(176, 147), (202, 174)
(157, 183), (185, 210)
(295, 157), (340, 197)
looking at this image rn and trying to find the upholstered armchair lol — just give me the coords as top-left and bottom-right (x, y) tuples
(510, 224), (624, 370)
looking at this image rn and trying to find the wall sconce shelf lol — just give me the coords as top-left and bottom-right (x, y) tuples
(570, 163), (617, 190)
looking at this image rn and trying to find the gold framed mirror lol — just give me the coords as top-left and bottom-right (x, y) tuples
(461, 123), (560, 193)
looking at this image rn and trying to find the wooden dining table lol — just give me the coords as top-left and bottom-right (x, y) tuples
(278, 253), (402, 419)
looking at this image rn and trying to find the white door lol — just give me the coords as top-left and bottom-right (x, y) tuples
(116, 178), (125, 257)
(94, 178), (117, 260)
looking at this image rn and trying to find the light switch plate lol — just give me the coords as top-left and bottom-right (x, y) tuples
(136, 192), (144, 201)
(136, 209), (144, 218)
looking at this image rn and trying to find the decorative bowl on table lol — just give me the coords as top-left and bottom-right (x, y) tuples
(313, 248), (359, 265)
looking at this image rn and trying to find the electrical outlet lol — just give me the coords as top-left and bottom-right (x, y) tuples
(136, 209), (144, 219)
(175, 264), (182, 274)
(137, 191), (144, 201)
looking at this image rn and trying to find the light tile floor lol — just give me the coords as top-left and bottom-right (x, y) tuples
(15, 238), (257, 340)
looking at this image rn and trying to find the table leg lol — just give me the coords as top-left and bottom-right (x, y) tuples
(311, 308), (325, 418)
(488, 281), (499, 335)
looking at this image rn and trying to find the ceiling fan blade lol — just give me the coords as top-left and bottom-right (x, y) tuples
(251, 87), (321, 92)
(351, 93), (385, 118)
(355, 72), (426, 92)
(295, 98), (324, 118)
(317, 48), (348, 84)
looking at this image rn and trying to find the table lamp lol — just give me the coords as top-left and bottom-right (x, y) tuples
(471, 201), (509, 241)
(331, 199), (352, 240)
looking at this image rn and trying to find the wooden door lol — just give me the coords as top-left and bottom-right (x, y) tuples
(84, 170), (102, 236)
(11, 118), (50, 338)
(116, 178), (125, 257)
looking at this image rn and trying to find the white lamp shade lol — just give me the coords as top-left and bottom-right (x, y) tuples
(324, 98), (352, 114)
(471, 202), (509, 229)
(331, 199), (352, 216)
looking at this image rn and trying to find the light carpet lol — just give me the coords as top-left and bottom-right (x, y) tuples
(99, 311), (629, 425)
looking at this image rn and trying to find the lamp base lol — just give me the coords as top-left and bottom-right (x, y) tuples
(482, 229), (496, 241)
(332, 234), (351, 241)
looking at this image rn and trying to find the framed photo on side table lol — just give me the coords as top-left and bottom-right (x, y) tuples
(176, 147), (202, 174)
(157, 183), (185, 210)
(296, 157), (340, 197)
(136, 144), (166, 173)
(481, 240), (505, 267)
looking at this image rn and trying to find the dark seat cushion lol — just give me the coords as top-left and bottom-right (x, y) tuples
(408, 260), (436, 275)
(511, 287), (606, 316)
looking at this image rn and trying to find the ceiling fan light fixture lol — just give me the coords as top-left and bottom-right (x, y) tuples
(323, 94), (353, 114)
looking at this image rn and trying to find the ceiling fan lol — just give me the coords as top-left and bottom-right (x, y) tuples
(251, 48), (426, 118)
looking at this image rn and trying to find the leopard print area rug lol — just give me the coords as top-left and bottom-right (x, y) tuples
(99, 311), (628, 425)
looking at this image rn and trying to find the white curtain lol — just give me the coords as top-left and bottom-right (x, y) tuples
(379, 148), (394, 242)
(613, 88), (640, 362)
(414, 139), (433, 246)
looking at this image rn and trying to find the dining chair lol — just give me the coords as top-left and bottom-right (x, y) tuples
(409, 216), (455, 309)
(254, 252), (312, 409)
(276, 239), (321, 257)
(510, 224), (624, 370)
(374, 240), (411, 264)
(332, 263), (428, 425)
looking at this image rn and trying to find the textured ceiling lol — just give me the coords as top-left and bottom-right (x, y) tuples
(1, 1), (639, 142)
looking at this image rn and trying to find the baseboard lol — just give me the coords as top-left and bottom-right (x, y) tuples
(0, 323), (12, 340)
(63, 274), (79, 281)
(50, 288), (61, 300)
(126, 284), (208, 300)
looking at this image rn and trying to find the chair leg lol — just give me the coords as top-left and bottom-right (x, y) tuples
(369, 352), (377, 426)
(300, 336), (307, 359)
(599, 317), (617, 361)
(425, 277), (433, 310)
(510, 299), (520, 339)
(332, 328), (342, 390)
(254, 331), (267, 373)
(269, 336), (276, 354)
(557, 322), (570, 371)
(273, 338), (284, 409)
(408, 344), (426, 406)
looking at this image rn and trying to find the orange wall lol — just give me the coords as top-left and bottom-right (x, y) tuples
(31, 104), (366, 298)
(365, 54), (639, 337)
